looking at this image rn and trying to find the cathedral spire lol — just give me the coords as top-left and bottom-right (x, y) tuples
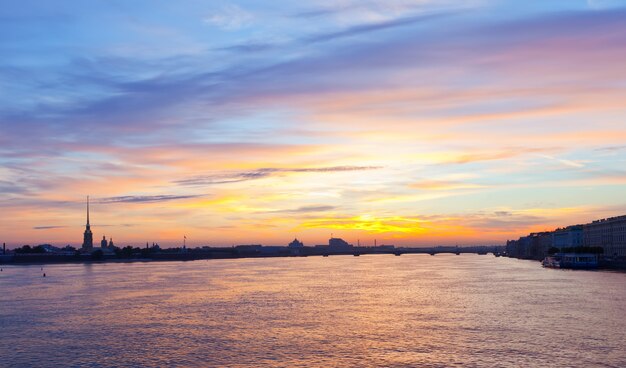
(82, 196), (93, 251)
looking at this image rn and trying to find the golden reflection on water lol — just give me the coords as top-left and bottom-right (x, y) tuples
(2, 255), (626, 367)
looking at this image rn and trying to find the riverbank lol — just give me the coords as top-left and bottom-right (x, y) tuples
(1, 245), (490, 265)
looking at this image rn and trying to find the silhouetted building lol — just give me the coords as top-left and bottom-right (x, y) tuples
(506, 239), (519, 257)
(101, 235), (108, 249)
(235, 245), (262, 256)
(38, 244), (75, 255)
(534, 232), (552, 259)
(288, 238), (304, 247)
(518, 235), (533, 259)
(507, 232), (551, 260)
(507, 214), (626, 261)
(553, 225), (583, 249)
(328, 237), (353, 249)
(584, 215), (626, 257)
(82, 196), (93, 251)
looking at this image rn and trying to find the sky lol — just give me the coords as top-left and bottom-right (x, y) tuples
(1, 0), (626, 248)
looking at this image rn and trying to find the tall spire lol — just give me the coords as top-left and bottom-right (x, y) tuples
(82, 195), (93, 250)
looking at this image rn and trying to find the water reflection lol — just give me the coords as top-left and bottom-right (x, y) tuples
(1, 255), (625, 367)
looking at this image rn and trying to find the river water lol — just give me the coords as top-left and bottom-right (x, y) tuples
(1, 254), (625, 367)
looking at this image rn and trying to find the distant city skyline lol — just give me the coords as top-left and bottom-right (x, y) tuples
(1, 1), (626, 247)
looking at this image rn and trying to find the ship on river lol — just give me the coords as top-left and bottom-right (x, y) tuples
(542, 253), (598, 270)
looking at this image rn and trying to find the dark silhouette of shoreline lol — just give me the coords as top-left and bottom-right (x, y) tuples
(0, 244), (500, 265)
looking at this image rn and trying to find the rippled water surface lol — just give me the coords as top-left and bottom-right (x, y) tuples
(1, 255), (625, 367)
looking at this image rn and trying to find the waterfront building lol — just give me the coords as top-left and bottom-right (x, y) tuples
(82, 196), (93, 251)
(505, 239), (519, 257)
(101, 235), (109, 249)
(584, 215), (626, 258)
(552, 225), (583, 249)
(517, 235), (532, 259)
(507, 232), (552, 260)
(534, 232), (552, 259)
(288, 238), (304, 247)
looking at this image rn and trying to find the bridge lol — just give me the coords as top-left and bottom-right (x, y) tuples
(315, 246), (502, 258)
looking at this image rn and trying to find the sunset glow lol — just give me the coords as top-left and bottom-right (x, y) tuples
(2, 1), (626, 247)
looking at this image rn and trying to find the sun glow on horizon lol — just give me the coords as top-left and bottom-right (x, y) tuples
(1, 1), (626, 247)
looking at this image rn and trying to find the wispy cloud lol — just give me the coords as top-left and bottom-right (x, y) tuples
(595, 145), (626, 152)
(262, 205), (336, 214)
(33, 225), (68, 230)
(301, 10), (458, 43)
(0, 180), (30, 195)
(175, 166), (382, 186)
(409, 180), (487, 191)
(203, 4), (254, 30)
(215, 42), (276, 53)
(97, 195), (203, 204)
(537, 154), (585, 168)
(289, 166), (383, 172)
(586, 0), (625, 10)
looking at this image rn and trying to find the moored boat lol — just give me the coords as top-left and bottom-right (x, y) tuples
(542, 255), (561, 268)
(542, 253), (598, 269)
(560, 253), (598, 269)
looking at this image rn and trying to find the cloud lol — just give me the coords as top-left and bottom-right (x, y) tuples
(0, 180), (30, 195)
(262, 205), (336, 214)
(217, 6), (461, 53)
(301, 10), (458, 44)
(175, 166), (382, 186)
(537, 154), (585, 169)
(97, 195), (203, 204)
(293, 7), (344, 19)
(409, 180), (487, 191)
(595, 145), (626, 152)
(33, 225), (68, 230)
(587, 0), (626, 10)
(292, 166), (383, 172)
(293, 1), (474, 23)
(215, 42), (276, 53)
(97, 224), (137, 227)
(459, 212), (546, 233)
(445, 148), (553, 165)
(175, 171), (273, 186)
(4, 7), (624, 159)
(203, 4), (254, 30)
